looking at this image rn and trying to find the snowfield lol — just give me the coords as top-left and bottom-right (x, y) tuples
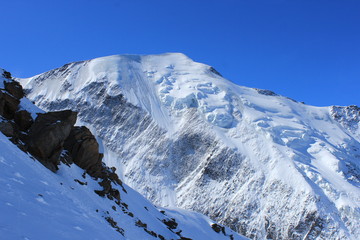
(20, 53), (360, 239)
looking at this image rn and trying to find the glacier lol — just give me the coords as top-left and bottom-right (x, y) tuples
(19, 53), (360, 239)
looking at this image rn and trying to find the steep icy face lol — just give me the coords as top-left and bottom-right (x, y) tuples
(20, 53), (360, 239)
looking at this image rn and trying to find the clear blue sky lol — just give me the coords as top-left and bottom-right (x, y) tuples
(1, 0), (359, 106)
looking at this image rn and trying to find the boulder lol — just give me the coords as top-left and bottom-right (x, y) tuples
(14, 110), (33, 131)
(27, 110), (77, 171)
(0, 121), (14, 137)
(64, 126), (103, 176)
(4, 81), (24, 99)
(0, 96), (4, 117)
(0, 91), (20, 119)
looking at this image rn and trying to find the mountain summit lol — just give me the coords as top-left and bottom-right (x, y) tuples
(20, 53), (360, 239)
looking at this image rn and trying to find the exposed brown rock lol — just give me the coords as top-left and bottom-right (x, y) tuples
(211, 223), (225, 234)
(74, 179), (87, 185)
(0, 93), (4, 114)
(64, 126), (103, 176)
(162, 218), (178, 230)
(3, 70), (12, 79)
(27, 110), (77, 171)
(0, 91), (20, 119)
(179, 237), (193, 240)
(99, 178), (112, 193)
(63, 126), (125, 201)
(2, 70), (12, 79)
(135, 220), (147, 228)
(108, 169), (122, 186)
(4, 81), (24, 99)
(0, 121), (14, 137)
(144, 229), (158, 238)
(14, 110), (33, 131)
(94, 178), (121, 201)
(105, 216), (125, 235)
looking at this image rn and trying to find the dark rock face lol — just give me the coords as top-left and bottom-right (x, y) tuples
(0, 91), (20, 119)
(95, 177), (121, 201)
(27, 110), (77, 171)
(4, 81), (24, 99)
(64, 126), (103, 176)
(211, 224), (225, 234)
(254, 88), (278, 96)
(1, 73), (124, 202)
(209, 67), (223, 77)
(1, 77), (79, 172)
(14, 110), (33, 131)
(1, 77), (78, 172)
(63, 125), (125, 201)
(1, 77), (32, 151)
(162, 218), (178, 230)
(0, 121), (14, 137)
(2, 70), (12, 79)
(1, 75), (122, 194)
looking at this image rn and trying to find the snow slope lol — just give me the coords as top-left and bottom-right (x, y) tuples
(20, 53), (360, 239)
(0, 131), (245, 240)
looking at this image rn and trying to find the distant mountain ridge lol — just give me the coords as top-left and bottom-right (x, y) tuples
(20, 53), (360, 239)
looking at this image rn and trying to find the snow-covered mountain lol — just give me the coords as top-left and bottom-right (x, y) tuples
(0, 68), (246, 240)
(20, 53), (360, 239)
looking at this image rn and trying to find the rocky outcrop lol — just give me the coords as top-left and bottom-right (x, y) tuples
(64, 126), (103, 176)
(2, 70), (12, 79)
(0, 91), (20, 119)
(62, 127), (125, 208)
(1, 70), (78, 172)
(0, 121), (14, 137)
(1, 73), (27, 143)
(26, 110), (77, 171)
(63, 127), (125, 200)
(4, 80), (24, 99)
(0, 71), (122, 188)
(1, 72), (124, 204)
(14, 110), (33, 131)
(62, 126), (125, 200)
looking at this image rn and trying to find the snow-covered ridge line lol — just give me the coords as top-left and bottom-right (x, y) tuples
(19, 54), (360, 239)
